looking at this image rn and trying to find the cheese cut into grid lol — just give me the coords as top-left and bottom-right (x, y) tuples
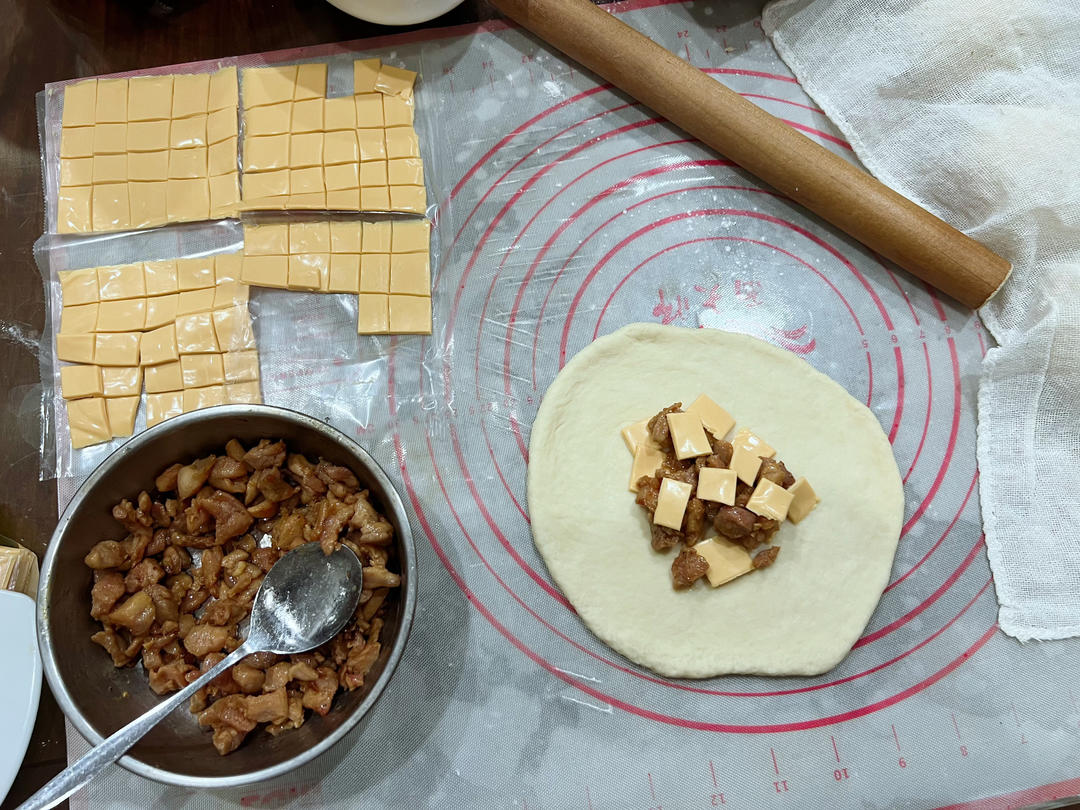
(239, 59), (424, 214)
(56, 67), (239, 233)
(54, 251), (259, 447)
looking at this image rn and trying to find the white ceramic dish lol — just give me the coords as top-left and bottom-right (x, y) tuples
(325, 0), (464, 26)
(0, 591), (42, 805)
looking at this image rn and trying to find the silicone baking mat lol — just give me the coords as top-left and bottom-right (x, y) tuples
(48, 1), (1080, 807)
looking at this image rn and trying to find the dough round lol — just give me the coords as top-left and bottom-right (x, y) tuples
(527, 323), (903, 678)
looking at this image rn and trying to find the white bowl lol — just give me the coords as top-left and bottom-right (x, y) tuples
(325, 0), (464, 25)
(0, 591), (41, 804)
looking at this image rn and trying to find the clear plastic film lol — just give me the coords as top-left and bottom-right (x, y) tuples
(40, 2), (1080, 809)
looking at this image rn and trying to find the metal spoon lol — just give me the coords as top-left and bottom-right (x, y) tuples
(23, 542), (364, 810)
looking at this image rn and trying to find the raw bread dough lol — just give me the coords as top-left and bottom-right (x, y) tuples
(527, 323), (903, 678)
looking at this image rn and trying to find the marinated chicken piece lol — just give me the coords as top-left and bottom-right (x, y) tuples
(253, 467), (297, 503)
(287, 453), (327, 501)
(682, 498), (707, 545)
(348, 494), (393, 545)
(124, 559), (164, 592)
(107, 591), (156, 635)
(271, 512), (307, 551)
(231, 664), (266, 694)
(753, 546), (781, 569)
(242, 439), (287, 471)
(315, 499), (356, 555)
(758, 458), (795, 488)
(90, 572), (126, 619)
(646, 403), (682, 453)
(85, 540), (125, 570)
(650, 524), (682, 552)
(91, 626), (136, 666)
(634, 476), (660, 513)
(149, 659), (196, 695)
(177, 455), (216, 500)
(707, 437), (734, 466)
(197, 490), (254, 544)
(184, 624), (234, 657)
(155, 463), (182, 493)
(315, 460), (360, 498)
(340, 638), (380, 690)
(671, 548), (709, 589)
(198, 694), (258, 755)
(244, 688), (289, 723)
(146, 584), (179, 625)
(714, 506), (756, 539)
(161, 545), (188, 575)
(208, 457), (249, 494)
(301, 667), (339, 715)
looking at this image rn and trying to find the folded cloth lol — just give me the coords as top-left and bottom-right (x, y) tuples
(762, 0), (1080, 640)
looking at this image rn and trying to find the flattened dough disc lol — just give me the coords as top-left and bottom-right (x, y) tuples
(527, 323), (903, 678)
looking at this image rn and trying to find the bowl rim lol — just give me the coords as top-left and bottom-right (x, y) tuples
(37, 404), (418, 788)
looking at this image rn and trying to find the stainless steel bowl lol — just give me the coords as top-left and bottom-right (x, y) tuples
(37, 405), (417, 788)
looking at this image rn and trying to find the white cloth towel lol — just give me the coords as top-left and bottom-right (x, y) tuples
(762, 0), (1080, 640)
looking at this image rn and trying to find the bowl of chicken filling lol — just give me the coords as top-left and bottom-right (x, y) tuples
(37, 404), (417, 788)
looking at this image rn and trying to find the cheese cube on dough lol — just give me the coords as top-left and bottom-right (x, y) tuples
(746, 479), (795, 522)
(629, 443), (665, 493)
(732, 428), (775, 460)
(696, 467), (737, 506)
(729, 444), (762, 486)
(653, 478), (692, 530)
(685, 394), (735, 440)
(693, 538), (754, 587)
(666, 410), (712, 460)
(786, 478), (820, 524)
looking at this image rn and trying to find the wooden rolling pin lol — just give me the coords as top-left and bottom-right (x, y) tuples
(489, 0), (1011, 309)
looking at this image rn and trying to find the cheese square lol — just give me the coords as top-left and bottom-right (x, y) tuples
(241, 255), (289, 288)
(172, 73), (211, 119)
(62, 80), (98, 127)
(696, 467), (737, 505)
(223, 350), (260, 383)
(388, 295), (431, 335)
(374, 64), (417, 99)
(353, 58), (381, 94)
(288, 254), (328, 290)
(629, 443), (665, 493)
(58, 268), (99, 306)
(106, 395), (140, 437)
(209, 172), (241, 218)
(97, 263), (145, 300)
(56, 334), (96, 364)
(389, 185), (427, 214)
(289, 132), (323, 168)
(168, 146), (207, 179)
(177, 287), (217, 315)
(387, 157), (423, 187)
(166, 178), (211, 223)
(176, 256), (216, 291)
(175, 312), (219, 354)
(60, 126), (95, 158)
(329, 221), (363, 253)
(363, 185), (393, 213)
(620, 417), (652, 454)
(286, 191), (326, 210)
(324, 162), (359, 192)
(357, 129), (386, 162)
(95, 332), (141, 366)
(92, 122), (127, 154)
(746, 479), (794, 522)
(729, 444), (763, 486)
(92, 153), (127, 183)
(327, 254), (360, 293)
(359, 160), (388, 188)
(206, 136), (236, 173)
(60, 364), (103, 399)
(127, 151), (169, 181)
(143, 260), (178, 295)
(145, 360), (183, 393)
(354, 93), (384, 127)
(213, 281), (248, 310)
(244, 102), (291, 136)
(96, 298), (147, 331)
(183, 384), (226, 412)
(693, 538), (754, 588)
(391, 219), (430, 255)
(101, 365), (142, 397)
(325, 188), (360, 211)
(127, 75), (174, 121)
(143, 294), (179, 330)
(126, 121), (169, 154)
(732, 428), (776, 460)
(359, 253), (390, 292)
(214, 252), (243, 283)
(294, 62), (327, 100)
(241, 168), (290, 200)
(653, 477), (692, 530)
(60, 303), (99, 335)
(382, 95), (414, 128)
(323, 130), (358, 165)
(686, 394), (735, 440)
(208, 66), (238, 111)
(170, 114), (207, 149)
(362, 221), (392, 253)
(207, 107), (239, 144)
(212, 306), (256, 350)
(244, 223), (289, 256)
(385, 128), (419, 159)
(67, 396), (111, 448)
(289, 222), (330, 253)
(243, 134), (289, 172)
(139, 323), (179, 366)
(786, 478), (819, 524)
(226, 381), (262, 404)
(323, 96), (356, 131)
(356, 294), (389, 335)
(289, 166), (323, 195)
(389, 252), (430, 296)
(666, 411), (712, 460)
(128, 181), (169, 228)
(291, 98), (323, 133)
(95, 78), (128, 123)
(180, 352), (225, 387)
(57, 187), (93, 233)
(146, 391), (184, 426)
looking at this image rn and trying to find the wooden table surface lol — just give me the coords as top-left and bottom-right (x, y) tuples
(0, 0), (502, 806)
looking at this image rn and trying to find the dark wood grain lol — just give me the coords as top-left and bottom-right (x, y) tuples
(0, 1), (501, 806)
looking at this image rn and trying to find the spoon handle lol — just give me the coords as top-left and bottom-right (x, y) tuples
(21, 642), (254, 810)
